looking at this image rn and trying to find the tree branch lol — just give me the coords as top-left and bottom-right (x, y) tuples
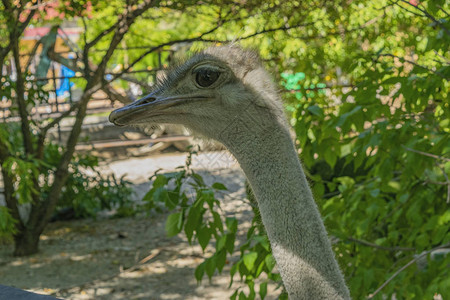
(85, 23), (117, 50)
(46, 48), (134, 105)
(11, 25), (33, 154)
(106, 21), (313, 86)
(398, 0), (450, 37)
(30, 0), (159, 235)
(347, 237), (415, 252)
(47, 48), (84, 74)
(102, 83), (133, 104)
(368, 243), (450, 298)
(92, 0), (157, 84)
(36, 102), (82, 159)
(30, 92), (93, 233)
(235, 21), (315, 40)
(24, 41), (41, 74)
(389, 0), (425, 18)
(121, 75), (153, 91)
(379, 53), (448, 79)
(0, 3), (36, 80)
(402, 146), (450, 162)
(0, 141), (24, 230)
(106, 27), (224, 84)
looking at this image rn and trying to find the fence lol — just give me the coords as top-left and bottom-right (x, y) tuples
(0, 50), (183, 148)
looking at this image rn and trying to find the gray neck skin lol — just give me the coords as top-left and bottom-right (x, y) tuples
(223, 122), (351, 299)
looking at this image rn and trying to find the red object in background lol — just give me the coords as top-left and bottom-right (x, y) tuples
(19, 0), (92, 22)
(23, 26), (82, 39)
(409, 0), (419, 6)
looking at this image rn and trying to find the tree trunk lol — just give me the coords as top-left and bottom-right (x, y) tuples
(13, 229), (40, 256)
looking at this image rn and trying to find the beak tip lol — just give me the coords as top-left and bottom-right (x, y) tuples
(108, 111), (116, 124)
(109, 110), (125, 127)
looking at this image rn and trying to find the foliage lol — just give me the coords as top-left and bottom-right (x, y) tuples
(277, 1), (450, 298)
(59, 154), (135, 219)
(142, 0), (449, 299)
(1, 0), (199, 255)
(143, 151), (285, 299)
(0, 206), (17, 241)
(0, 122), (134, 233)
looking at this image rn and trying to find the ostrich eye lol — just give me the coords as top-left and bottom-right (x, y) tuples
(195, 68), (220, 87)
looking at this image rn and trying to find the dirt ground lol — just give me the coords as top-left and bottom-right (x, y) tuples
(0, 151), (281, 299)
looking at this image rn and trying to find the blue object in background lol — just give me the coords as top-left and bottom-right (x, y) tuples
(56, 64), (75, 97)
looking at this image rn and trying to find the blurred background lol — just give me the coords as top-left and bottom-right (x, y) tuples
(0, 0), (448, 299)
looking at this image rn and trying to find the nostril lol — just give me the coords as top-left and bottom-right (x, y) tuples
(134, 95), (156, 106)
(142, 97), (155, 104)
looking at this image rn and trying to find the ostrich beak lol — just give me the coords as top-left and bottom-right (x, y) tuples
(109, 92), (209, 126)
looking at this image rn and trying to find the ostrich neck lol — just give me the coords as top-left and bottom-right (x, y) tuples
(227, 125), (350, 299)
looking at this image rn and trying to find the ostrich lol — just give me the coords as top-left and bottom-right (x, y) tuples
(109, 46), (351, 299)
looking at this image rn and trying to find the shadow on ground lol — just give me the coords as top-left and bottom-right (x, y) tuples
(0, 167), (280, 300)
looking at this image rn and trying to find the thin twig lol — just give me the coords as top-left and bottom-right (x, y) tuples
(348, 237), (415, 252)
(423, 179), (449, 186)
(39, 102), (81, 134)
(399, 0), (450, 37)
(379, 53), (448, 79)
(402, 146), (450, 162)
(287, 84), (355, 92)
(106, 24), (225, 84)
(390, 0), (425, 17)
(107, 20), (315, 86)
(24, 41), (41, 73)
(368, 243), (450, 299)
(234, 22), (315, 41)
(36, 102), (82, 159)
(438, 5), (450, 17)
(433, 50), (450, 65)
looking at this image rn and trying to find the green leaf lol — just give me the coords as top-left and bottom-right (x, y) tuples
(153, 174), (168, 188)
(201, 189), (216, 209)
(197, 225), (212, 250)
(225, 232), (236, 254)
(195, 262), (205, 282)
(416, 234), (429, 251)
(226, 217), (238, 234)
(369, 188), (380, 198)
(167, 191), (180, 209)
(185, 206), (202, 243)
(216, 249), (227, 273)
(238, 291), (247, 300)
(432, 226), (447, 244)
(230, 262), (239, 286)
(259, 282), (268, 300)
(153, 187), (169, 204)
(216, 235), (227, 251)
(205, 256), (216, 279)
(265, 254), (276, 272)
(253, 235), (270, 251)
(165, 212), (183, 237)
(192, 173), (205, 186)
(230, 290), (238, 300)
(323, 147), (337, 168)
(307, 105), (324, 118)
(212, 211), (224, 233)
(212, 182), (227, 190)
(243, 252), (258, 271)
(336, 105), (362, 128)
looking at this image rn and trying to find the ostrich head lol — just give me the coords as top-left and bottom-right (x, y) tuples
(109, 46), (287, 149)
(109, 46), (352, 299)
